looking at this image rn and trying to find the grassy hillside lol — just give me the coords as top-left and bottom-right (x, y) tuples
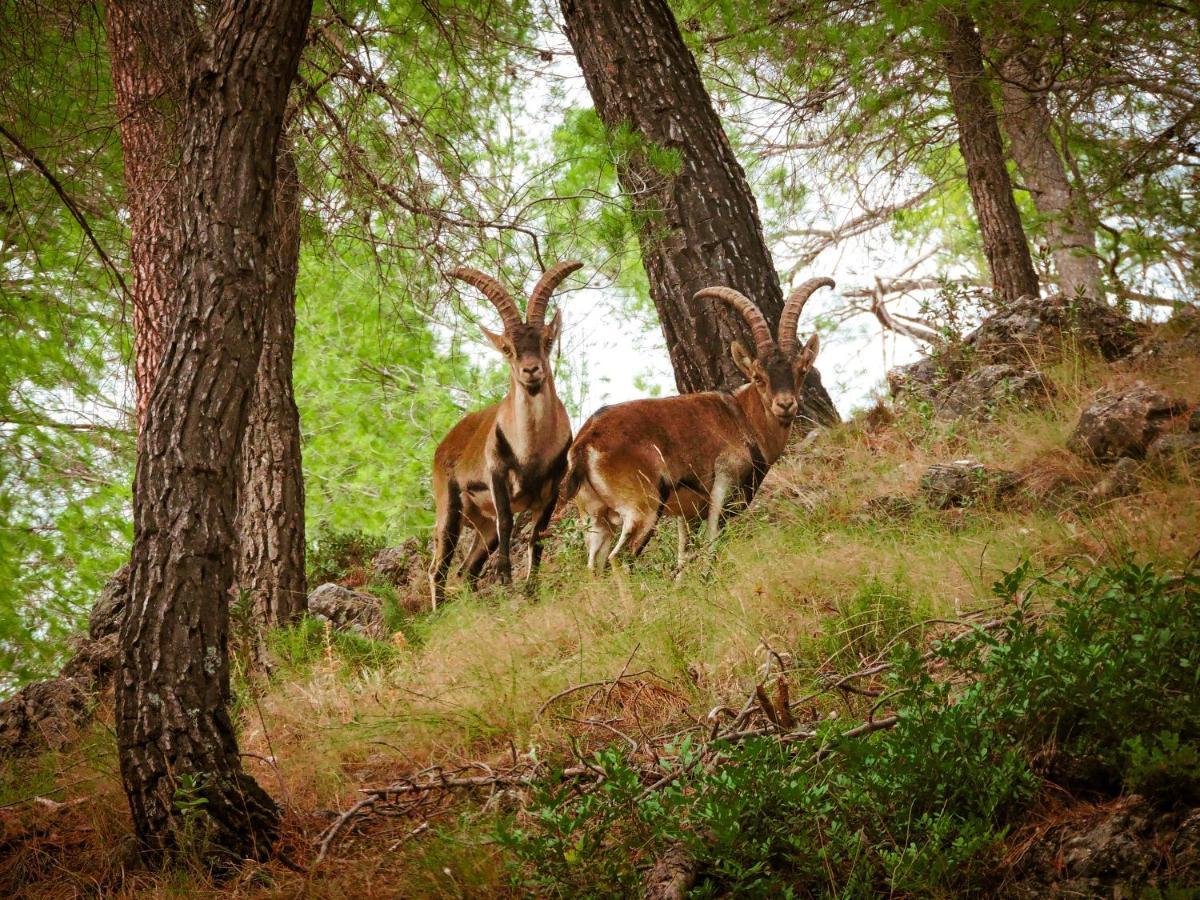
(3, 333), (1198, 897)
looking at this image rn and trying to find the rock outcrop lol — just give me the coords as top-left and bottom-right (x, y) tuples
(0, 677), (92, 756)
(1067, 384), (1186, 463)
(307, 582), (383, 635)
(889, 295), (1141, 418)
(920, 460), (1020, 509)
(963, 294), (1140, 364)
(934, 364), (1052, 420)
(1005, 796), (1200, 898)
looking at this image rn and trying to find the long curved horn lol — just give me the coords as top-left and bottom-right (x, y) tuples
(449, 266), (522, 333)
(695, 286), (774, 357)
(778, 277), (835, 355)
(526, 260), (583, 325)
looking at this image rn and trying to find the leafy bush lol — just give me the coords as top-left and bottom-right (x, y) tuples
(498, 561), (1200, 896)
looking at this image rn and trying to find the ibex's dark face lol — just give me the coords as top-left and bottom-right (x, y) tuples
(732, 336), (820, 425)
(482, 310), (562, 396)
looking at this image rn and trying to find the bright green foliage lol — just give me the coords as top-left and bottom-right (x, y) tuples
(294, 248), (496, 539)
(0, 4), (133, 690)
(500, 560), (1200, 896)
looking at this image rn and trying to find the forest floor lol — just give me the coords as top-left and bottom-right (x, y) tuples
(3, 312), (1200, 897)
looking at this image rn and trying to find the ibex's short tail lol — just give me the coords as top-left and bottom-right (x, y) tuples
(561, 444), (587, 503)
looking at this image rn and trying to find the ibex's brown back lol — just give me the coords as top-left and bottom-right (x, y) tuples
(565, 279), (833, 570)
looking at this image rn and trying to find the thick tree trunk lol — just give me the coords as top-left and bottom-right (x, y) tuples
(938, 8), (1041, 305)
(997, 49), (1104, 300)
(104, 2), (193, 434)
(235, 144), (306, 627)
(108, 2), (308, 634)
(116, 0), (311, 863)
(559, 0), (837, 423)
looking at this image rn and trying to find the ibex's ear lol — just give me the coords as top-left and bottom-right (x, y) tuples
(730, 340), (756, 380)
(793, 334), (820, 374)
(480, 324), (507, 354)
(542, 308), (562, 350)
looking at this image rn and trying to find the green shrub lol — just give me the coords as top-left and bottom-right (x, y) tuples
(268, 617), (401, 674)
(306, 529), (387, 586)
(498, 560), (1200, 896)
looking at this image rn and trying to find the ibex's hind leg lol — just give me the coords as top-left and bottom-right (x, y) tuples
(430, 482), (463, 609)
(463, 519), (498, 587)
(527, 497), (558, 580)
(529, 450), (569, 580)
(585, 515), (615, 573)
(608, 505), (658, 563)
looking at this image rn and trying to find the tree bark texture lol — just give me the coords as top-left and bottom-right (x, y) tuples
(234, 143), (307, 627)
(104, 2), (194, 434)
(116, 0), (311, 863)
(938, 8), (1041, 305)
(560, 0), (838, 424)
(997, 48), (1103, 300)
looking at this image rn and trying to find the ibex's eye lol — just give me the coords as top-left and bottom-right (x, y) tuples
(502, 347), (512, 357)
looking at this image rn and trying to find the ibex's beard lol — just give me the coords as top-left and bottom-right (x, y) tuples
(521, 378), (545, 396)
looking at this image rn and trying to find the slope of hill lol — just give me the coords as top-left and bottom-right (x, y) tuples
(3, 307), (1199, 897)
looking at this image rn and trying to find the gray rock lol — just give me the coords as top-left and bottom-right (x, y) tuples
(935, 364), (1052, 419)
(0, 676), (92, 756)
(371, 538), (425, 587)
(60, 632), (120, 684)
(887, 356), (949, 404)
(1005, 796), (1200, 898)
(1148, 430), (1200, 469)
(89, 564), (129, 640)
(1130, 304), (1200, 362)
(964, 293), (1141, 363)
(307, 582), (382, 634)
(920, 459), (1020, 509)
(1090, 457), (1141, 503)
(1068, 384), (1186, 462)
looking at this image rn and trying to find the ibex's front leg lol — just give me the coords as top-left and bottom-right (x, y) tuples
(490, 470), (514, 585)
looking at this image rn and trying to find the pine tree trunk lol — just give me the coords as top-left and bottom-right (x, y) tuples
(997, 49), (1103, 300)
(559, 0), (838, 423)
(104, 2), (194, 434)
(108, 3), (308, 634)
(116, 0), (311, 863)
(235, 143), (307, 627)
(938, 8), (1041, 305)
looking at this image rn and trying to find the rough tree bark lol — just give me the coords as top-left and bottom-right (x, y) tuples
(104, 2), (193, 434)
(107, 2), (307, 631)
(116, 0), (311, 863)
(234, 142), (307, 626)
(559, 0), (838, 423)
(996, 47), (1104, 300)
(938, 8), (1041, 305)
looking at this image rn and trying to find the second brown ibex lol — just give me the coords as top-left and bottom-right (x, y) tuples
(563, 278), (834, 570)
